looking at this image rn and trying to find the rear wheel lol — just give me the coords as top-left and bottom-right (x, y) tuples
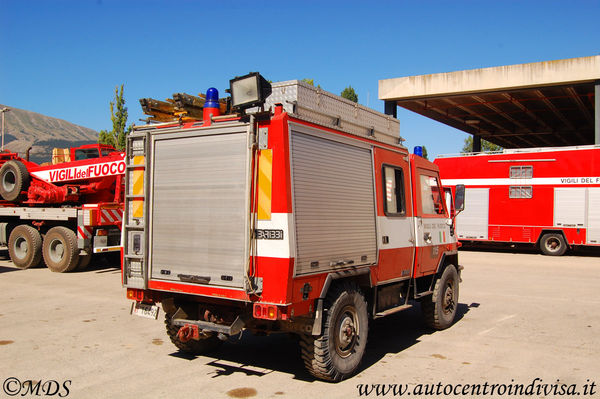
(422, 265), (459, 330)
(539, 233), (567, 256)
(75, 252), (92, 271)
(300, 282), (368, 381)
(164, 313), (223, 355)
(42, 226), (79, 273)
(0, 160), (29, 202)
(8, 224), (42, 269)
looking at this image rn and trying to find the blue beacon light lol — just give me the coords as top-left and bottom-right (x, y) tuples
(203, 87), (221, 120)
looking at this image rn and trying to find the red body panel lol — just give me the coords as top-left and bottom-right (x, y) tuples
(435, 146), (600, 247)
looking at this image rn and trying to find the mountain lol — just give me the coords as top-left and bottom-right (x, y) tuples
(0, 104), (100, 164)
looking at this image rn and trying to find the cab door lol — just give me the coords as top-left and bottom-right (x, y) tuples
(373, 148), (414, 283)
(411, 155), (452, 277)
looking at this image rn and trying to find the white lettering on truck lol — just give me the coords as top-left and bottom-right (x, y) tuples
(31, 159), (126, 183)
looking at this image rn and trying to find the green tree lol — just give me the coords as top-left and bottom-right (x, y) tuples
(99, 84), (132, 151)
(422, 145), (428, 160)
(301, 78), (321, 88)
(340, 86), (358, 103)
(461, 136), (502, 153)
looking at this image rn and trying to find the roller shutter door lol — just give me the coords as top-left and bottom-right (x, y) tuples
(456, 188), (489, 240)
(150, 129), (249, 288)
(291, 130), (377, 275)
(586, 188), (600, 244)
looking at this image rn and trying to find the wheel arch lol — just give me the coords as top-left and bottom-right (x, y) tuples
(317, 267), (372, 300)
(311, 268), (372, 336)
(434, 252), (459, 277)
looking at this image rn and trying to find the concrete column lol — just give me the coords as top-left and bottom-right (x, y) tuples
(594, 82), (600, 145)
(384, 101), (397, 118)
(473, 135), (482, 152)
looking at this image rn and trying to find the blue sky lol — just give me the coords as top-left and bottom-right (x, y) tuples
(1, 0), (599, 158)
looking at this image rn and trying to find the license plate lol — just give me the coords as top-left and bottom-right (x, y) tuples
(131, 302), (160, 319)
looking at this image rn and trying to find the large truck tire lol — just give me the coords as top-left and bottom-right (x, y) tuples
(8, 224), (42, 269)
(75, 253), (92, 271)
(164, 313), (223, 355)
(539, 233), (567, 256)
(42, 226), (80, 273)
(0, 160), (30, 202)
(300, 282), (369, 382)
(421, 265), (459, 330)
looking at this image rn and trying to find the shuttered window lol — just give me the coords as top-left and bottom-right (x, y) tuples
(510, 166), (533, 178)
(509, 186), (533, 198)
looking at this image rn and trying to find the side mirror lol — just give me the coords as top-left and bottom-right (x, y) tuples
(454, 184), (465, 213)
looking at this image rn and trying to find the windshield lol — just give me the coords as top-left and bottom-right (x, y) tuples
(74, 148), (100, 160)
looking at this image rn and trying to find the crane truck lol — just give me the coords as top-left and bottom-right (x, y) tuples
(0, 143), (124, 272)
(123, 73), (465, 381)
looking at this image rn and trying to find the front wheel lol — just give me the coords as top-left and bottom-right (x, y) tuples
(421, 265), (459, 330)
(300, 282), (369, 382)
(539, 233), (567, 256)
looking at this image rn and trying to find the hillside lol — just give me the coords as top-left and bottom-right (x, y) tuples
(0, 104), (100, 164)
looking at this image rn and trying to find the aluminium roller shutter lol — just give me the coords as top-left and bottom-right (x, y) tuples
(149, 129), (249, 288)
(290, 130), (377, 275)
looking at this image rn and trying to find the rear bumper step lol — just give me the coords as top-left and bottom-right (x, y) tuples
(172, 316), (245, 336)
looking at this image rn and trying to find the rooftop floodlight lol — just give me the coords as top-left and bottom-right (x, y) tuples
(229, 72), (272, 111)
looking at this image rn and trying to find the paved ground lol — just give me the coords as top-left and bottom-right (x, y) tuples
(1, 249), (599, 398)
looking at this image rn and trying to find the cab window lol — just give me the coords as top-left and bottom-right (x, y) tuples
(383, 166), (406, 216)
(419, 174), (446, 216)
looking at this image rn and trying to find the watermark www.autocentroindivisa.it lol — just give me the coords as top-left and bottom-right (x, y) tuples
(2, 378), (71, 397)
(357, 378), (597, 397)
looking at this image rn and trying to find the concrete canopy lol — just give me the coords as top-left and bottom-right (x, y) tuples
(379, 56), (600, 149)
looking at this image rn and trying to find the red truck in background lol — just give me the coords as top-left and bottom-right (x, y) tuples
(0, 143), (124, 271)
(123, 73), (465, 381)
(435, 145), (600, 255)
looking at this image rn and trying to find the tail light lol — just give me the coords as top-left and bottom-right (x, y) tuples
(253, 303), (279, 320)
(126, 288), (156, 303)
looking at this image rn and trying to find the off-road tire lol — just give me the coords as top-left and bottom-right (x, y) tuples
(0, 160), (30, 202)
(8, 224), (42, 269)
(422, 265), (459, 330)
(42, 226), (80, 273)
(299, 282), (369, 382)
(539, 233), (567, 256)
(164, 313), (223, 355)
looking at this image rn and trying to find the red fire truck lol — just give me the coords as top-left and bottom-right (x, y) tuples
(0, 144), (124, 272)
(123, 73), (465, 381)
(435, 145), (600, 255)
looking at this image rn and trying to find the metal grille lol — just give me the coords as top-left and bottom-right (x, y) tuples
(290, 130), (377, 275)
